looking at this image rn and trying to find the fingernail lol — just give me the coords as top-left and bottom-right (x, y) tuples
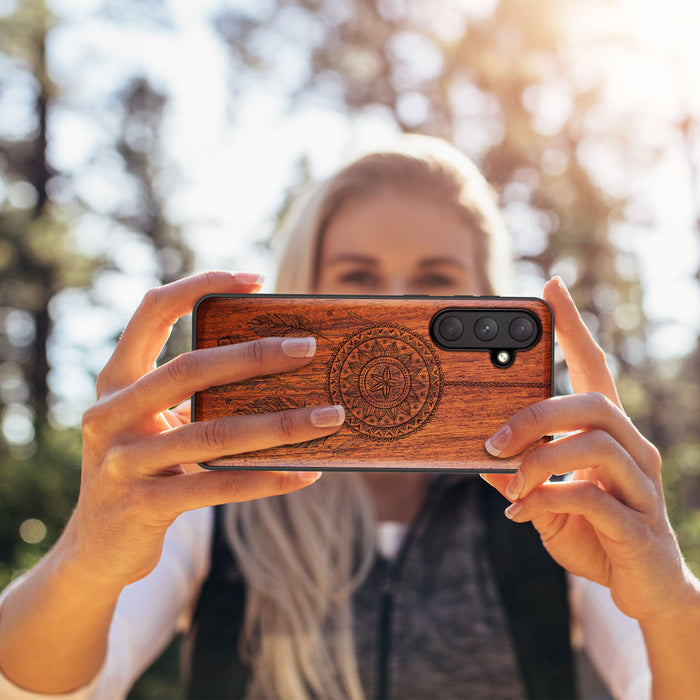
(505, 501), (523, 520)
(505, 471), (524, 500)
(234, 272), (265, 286)
(552, 275), (567, 293)
(310, 405), (345, 428)
(281, 337), (316, 358)
(298, 471), (322, 484)
(485, 425), (511, 457)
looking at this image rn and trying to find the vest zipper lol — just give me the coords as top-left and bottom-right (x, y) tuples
(374, 476), (447, 700)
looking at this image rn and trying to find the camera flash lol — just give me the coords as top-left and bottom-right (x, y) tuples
(496, 351), (511, 365)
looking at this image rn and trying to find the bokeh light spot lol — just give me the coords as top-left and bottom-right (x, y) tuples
(19, 519), (47, 545)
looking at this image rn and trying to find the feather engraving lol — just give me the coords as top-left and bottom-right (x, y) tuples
(248, 313), (330, 340)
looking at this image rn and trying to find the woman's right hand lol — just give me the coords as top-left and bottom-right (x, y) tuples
(0, 270), (345, 694)
(66, 271), (344, 589)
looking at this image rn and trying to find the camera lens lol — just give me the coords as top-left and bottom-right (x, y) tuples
(474, 317), (498, 341)
(509, 316), (535, 342)
(438, 315), (464, 341)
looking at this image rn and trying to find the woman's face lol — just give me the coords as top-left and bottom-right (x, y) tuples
(315, 189), (484, 296)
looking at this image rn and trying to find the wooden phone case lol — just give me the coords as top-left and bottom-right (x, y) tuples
(192, 295), (553, 472)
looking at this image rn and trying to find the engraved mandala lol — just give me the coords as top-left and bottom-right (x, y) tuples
(327, 325), (443, 440)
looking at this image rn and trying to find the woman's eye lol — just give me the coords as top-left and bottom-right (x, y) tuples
(414, 274), (456, 289)
(338, 270), (380, 288)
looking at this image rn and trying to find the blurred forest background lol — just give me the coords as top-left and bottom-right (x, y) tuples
(1, 0), (700, 696)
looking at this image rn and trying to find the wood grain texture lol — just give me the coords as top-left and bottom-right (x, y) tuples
(192, 295), (553, 472)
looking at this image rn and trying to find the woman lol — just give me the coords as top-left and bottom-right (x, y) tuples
(0, 136), (698, 699)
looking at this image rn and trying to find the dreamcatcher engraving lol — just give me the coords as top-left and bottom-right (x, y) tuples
(327, 325), (443, 440)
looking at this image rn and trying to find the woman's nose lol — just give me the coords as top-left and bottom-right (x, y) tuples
(385, 279), (408, 296)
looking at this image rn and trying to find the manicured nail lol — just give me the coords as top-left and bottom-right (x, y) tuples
(281, 337), (316, 358)
(552, 275), (568, 293)
(505, 501), (523, 520)
(505, 471), (524, 500)
(298, 471), (322, 484)
(310, 405), (345, 428)
(485, 425), (511, 457)
(234, 272), (266, 286)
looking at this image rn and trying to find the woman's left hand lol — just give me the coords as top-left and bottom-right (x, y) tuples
(481, 277), (697, 625)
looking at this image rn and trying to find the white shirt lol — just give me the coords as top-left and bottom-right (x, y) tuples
(0, 508), (651, 699)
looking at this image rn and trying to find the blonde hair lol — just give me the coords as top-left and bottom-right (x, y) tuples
(225, 474), (375, 700)
(224, 135), (514, 699)
(274, 134), (513, 295)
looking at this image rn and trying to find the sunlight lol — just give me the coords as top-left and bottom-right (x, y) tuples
(555, 0), (700, 356)
(34, 0), (700, 368)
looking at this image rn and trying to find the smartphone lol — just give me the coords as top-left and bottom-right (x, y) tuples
(192, 294), (553, 472)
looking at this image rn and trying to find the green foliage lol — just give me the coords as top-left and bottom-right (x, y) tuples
(664, 441), (700, 578)
(0, 423), (81, 591)
(0, 2), (94, 419)
(0, 2), (196, 693)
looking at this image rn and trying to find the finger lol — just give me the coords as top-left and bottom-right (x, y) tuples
(481, 474), (611, 580)
(543, 277), (621, 407)
(479, 472), (512, 499)
(111, 336), (317, 425)
(160, 402), (190, 430)
(503, 480), (644, 545)
(152, 468), (324, 515)
(107, 405), (345, 474)
(170, 401), (191, 426)
(99, 271), (264, 393)
(503, 429), (657, 512)
(485, 392), (659, 478)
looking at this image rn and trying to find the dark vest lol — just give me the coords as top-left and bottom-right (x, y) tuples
(183, 477), (576, 699)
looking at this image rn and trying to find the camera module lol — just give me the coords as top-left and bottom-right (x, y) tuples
(430, 307), (541, 358)
(474, 316), (498, 342)
(438, 315), (464, 341)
